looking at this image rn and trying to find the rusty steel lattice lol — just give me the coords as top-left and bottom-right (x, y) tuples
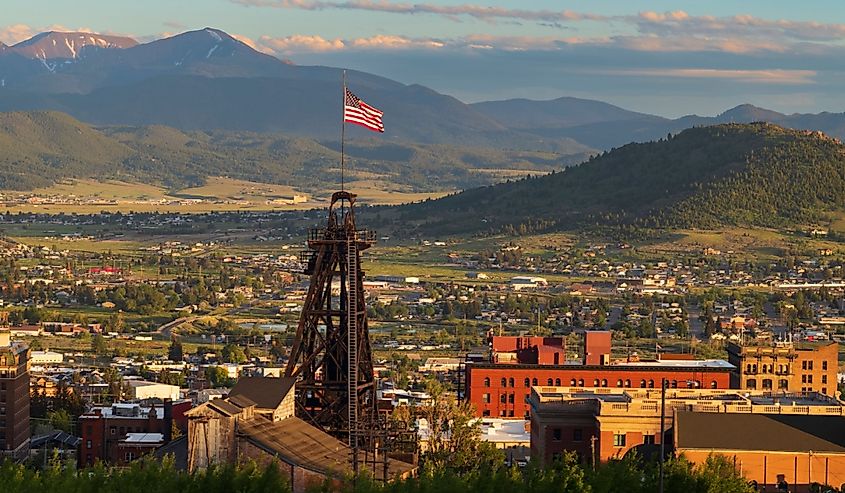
(285, 191), (376, 446)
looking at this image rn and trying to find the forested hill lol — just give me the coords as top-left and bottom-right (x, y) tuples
(390, 123), (845, 235)
(0, 111), (590, 191)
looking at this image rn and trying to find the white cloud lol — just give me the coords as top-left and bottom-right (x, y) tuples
(0, 24), (36, 45)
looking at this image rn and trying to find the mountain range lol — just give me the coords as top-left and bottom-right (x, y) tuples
(1, 27), (844, 155)
(0, 111), (585, 191)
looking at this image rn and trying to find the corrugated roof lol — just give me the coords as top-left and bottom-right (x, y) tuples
(676, 412), (845, 453)
(238, 416), (415, 480)
(208, 399), (247, 416)
(229, 377), (295, 410)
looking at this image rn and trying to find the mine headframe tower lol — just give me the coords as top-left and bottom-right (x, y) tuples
(285, 191), (376, 446)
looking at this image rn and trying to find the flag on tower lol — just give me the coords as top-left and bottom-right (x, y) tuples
(344, 88), (384, 133)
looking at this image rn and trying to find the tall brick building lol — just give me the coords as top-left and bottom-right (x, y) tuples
(466, 331), (733, 419)
(467, 360), (733, 418)
(0, 330), (30, 461)
(727, 341), (839, 396)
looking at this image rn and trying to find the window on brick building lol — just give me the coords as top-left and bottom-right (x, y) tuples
(711, 381), (718, 389)
(808, 375), (813, 383)
(547, 378), (554, 386)
(593, 379), (599, 387)
(640, 379), (647, 388)
(86, 440), (92, 449)
(509, 393), (515, 403)
(822, 375), (827, 384)
(500, 394), (507, 403)
(616, 379), (623, 387)
(483, 410), (490, 417)
(509, 378), (515, 387)
(555, 378), (561, 386)
(625, 379), (631, 388)
(532, 378), (538, 386)
(613, 434), (626, 447)
(747, 378), (757, 389)
(501, 378), (507, 387)
(648, 380), (655, 388)
(823, 361), (828, 371)
(643, 434), (655, 445)
(484, 377), (490, 387)
(779, 379), (789, 390)
(483, 393), (491, 403)
(601, 379), (608, 387)
(570, 379), (577, 386)
(553, 428), (561, 441)
(524, 378), (531, 387)
(578, 379), (584, 386)
(573, 429), (583, 442)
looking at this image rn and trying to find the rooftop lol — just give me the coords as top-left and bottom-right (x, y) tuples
(676, 412), (845, 453)
(530, 387), (844, 418)
(228, 376), (295, 410)
(123, 432), (165, 444)
(239, 415), (416, 481)
(470, 359), (734, 371)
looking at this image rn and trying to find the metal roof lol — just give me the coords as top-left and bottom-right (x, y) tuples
(229, 377), (295, 410)
(238, 416), (416, 481)
(676, 412), (845, 453)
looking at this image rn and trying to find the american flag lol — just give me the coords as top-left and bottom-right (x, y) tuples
(344, 88), (384, 133)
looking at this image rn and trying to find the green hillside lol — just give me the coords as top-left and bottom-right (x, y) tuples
(0, 111), (591, 192)
(390, 123), (845, 235)
(0, 112), (132, 188)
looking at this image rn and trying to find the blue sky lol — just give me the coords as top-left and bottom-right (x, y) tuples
(3, 1), (845, 116)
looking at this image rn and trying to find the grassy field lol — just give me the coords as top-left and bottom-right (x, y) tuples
(633, 227), (843, 260)
(0, 177), (451, 214)
(12, 237), (143, 254)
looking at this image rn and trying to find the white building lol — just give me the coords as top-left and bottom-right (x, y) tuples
(31, 350), (63, 365)
(127, 380), (181, 401)
(510, 276), (548, 290)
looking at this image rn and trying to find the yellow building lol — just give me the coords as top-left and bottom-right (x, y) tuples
(727, 341), (838, 397)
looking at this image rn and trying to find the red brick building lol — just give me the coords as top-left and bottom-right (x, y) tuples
(469, 331), (733, 419)
(78, 400), (191, 467)
(491, 336), (566, 365)
(466, 360), (733, 418)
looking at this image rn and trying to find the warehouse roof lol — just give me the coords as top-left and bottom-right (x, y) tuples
(675, 412), (845, 453)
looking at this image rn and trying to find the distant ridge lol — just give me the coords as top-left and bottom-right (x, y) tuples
(10, 31), (137, 60)
(392, 123), (845, 235)
(0, 110), (588, 191)
(0, 27), (842, 154)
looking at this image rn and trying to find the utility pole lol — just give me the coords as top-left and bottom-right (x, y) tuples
(590, 435), (597, 470)
(659, 377), (667, 493)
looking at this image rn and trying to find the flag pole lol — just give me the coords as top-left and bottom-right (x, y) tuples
(341, 70), (346, 192)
